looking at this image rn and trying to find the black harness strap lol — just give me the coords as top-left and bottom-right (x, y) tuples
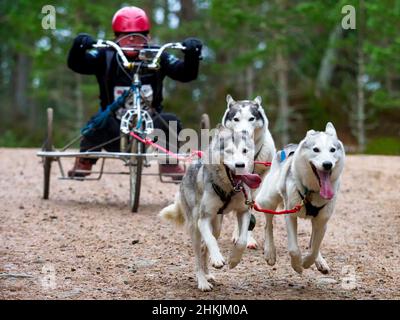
(298, 191), (326, 217)
(212, 183), (235, 215)
(212, 165), (240, 215)
(254, 144), (263, 161)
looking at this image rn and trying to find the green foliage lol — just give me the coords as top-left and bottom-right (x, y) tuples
(0, 130), (28, 147)
(365, 137), (400, 155)
(0, 0), (399, 155)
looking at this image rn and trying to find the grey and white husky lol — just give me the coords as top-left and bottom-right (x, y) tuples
(159, 126), (261, 291)
(222, 94), (276, 249)
(255, 122), (345, 274)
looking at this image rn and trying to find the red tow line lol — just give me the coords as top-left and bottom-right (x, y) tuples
(129, 131), (203, 162)
(131, 131), (274, 167)
(254, 161), (272, 166)
(240, 184), (304, 215)
(130, 131), (300, 214)
(252, 202), (303, 215)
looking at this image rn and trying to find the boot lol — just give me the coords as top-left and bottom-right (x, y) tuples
(68, 158), (93, 178)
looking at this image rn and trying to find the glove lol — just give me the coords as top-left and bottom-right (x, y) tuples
(74, 33), (96, 50)
(182, 37), (202, 56)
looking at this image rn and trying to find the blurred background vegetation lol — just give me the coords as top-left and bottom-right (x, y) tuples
(0, 0), (399, 154)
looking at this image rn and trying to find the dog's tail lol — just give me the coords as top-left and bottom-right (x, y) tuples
(159, 193), (185, 226)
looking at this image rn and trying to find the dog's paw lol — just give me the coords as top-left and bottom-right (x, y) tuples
(231, 240), (246, 257)
(291, 263), (303, 274)
(198, 279), (213, 291)
(315, 256), (330, 274)
(210, 254), (225, 269)
(229, 245), (246, 269)
(205, 274), (216, 282)
(289, 250), (303, 274)
(302, 254), (315, 269)
(231, 234), (239, 245)
(246, 236), (258, 250)
(228, 257), (241, 269)
(264, 248), (276, 266)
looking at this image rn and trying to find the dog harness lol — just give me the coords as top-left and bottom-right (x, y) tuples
(211, 166), (256, 231)
(297, 189), (327, 217)
(254, 144), (263, 163)
(212, 183), (237, 215)
(212, 166), (243, 215)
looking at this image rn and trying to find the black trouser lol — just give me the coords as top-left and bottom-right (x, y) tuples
(80, 112), (183, 164)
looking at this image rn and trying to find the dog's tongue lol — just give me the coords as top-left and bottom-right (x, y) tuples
(233, 173), (262, 189)
(317, 170), (334, 200)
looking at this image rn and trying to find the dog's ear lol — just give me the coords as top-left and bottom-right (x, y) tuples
(306, 129), (317, 137)
(226, 94), (235, 108)
(325, 122), (337, 137)
(254, 96), (262, 106)
(215, 123), (224, 131)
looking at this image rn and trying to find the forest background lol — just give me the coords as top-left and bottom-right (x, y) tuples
(0, 0), (399, 154)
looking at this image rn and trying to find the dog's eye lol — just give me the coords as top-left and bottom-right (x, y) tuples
(249, 117), (255, 121)
(243, 148), (248, 154)
(233, 118), (239, 122)
(330, 147), (336, 153)
(313, 147), (320, 153)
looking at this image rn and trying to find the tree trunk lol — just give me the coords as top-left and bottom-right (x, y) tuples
(142, 0), (156, 20)
(245, 66), (254, 98)
(356, 0), (366, 152)
(276, 49), (290, 147)
(315, 24), (343, 96)
(179, 0), (195, 21)
(28, 100), (37, 131)
(385, 71), (394, 96)
(12, 53), (32, 119)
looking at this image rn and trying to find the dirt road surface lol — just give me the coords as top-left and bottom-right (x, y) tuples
(0, 149), (399, 299)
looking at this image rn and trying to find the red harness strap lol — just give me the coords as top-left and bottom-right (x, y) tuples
(130, 132), (273, 167)
(254, 161), (272, 167)
(252, 202), (303, 215)
(241, 184), (303, 215)
(129, 131), (203, 162)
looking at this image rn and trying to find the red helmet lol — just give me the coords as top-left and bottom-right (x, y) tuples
(112, 6), (151, 33)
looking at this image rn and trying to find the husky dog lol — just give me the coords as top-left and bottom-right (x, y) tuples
(255, 122), (345, 274)
(159, 126), (261, 291)
(222, 94), (276, 249)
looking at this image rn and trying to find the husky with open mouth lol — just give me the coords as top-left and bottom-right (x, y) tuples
(159, 126), (261, 291)
(255, 122), (345, 274)
(222, 94), (276, 249)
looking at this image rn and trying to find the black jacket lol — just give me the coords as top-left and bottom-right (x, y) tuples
(67, 38), (200, 112)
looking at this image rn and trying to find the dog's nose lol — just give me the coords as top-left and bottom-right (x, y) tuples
(322, 161), (333, 170)
(235, 162), (245, 168)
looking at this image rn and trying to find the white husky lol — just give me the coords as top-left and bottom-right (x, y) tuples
(255, 122), (345, 274)
(222, 94), (276, 249)
(159, 126), (261, 291)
